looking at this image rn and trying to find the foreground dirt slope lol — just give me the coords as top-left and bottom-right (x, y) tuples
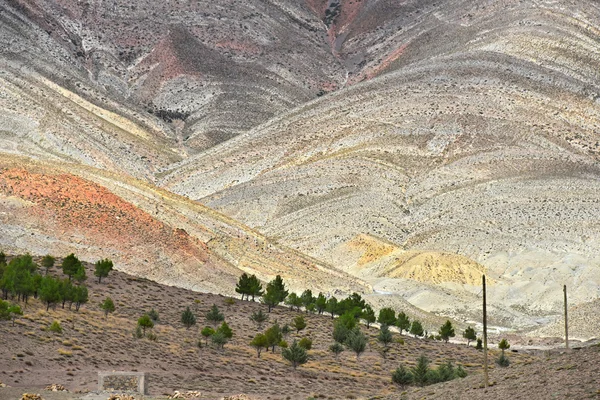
(1, 258), (539, 399)
(386, 346), (600, 400)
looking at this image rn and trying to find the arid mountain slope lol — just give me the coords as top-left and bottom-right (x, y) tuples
(0, 154), (368, 296)
(0, 0), (347, 156)
(159, 0), (600, 328)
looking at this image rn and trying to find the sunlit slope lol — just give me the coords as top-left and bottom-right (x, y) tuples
(0, 154), (369, 296)
(160, 0), (600, 319)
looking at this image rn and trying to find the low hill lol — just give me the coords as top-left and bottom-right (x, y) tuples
(0, 255), (539, 399)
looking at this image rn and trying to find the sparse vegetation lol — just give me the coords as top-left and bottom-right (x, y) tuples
(463, 326), (476, 346)
(137, 314), (154, 336)
(282, 340), (308, 369)
(439, 320), (455, 343)
(93, 258), (113, 283)
(100, 297), (115, 319)
(181, 306), (197, 329)
(293, 315), (307, 333)
(250, 309), (268, 329)
(206, 304), (224, 326)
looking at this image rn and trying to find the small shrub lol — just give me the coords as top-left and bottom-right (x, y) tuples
(133, 325), (143, 339)
(496, 353), (510, 367)
(58, 348), (72, 357)
(49, 321), (62, 334)
(147, 331), (158, 342)
(147, 308), (159, 321)
(298, 337), (312, 350)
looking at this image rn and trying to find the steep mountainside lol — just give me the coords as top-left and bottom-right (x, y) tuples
(1, 0), (600, 333)
(0, 154), (368, 296)
(159, 0), (600, 329)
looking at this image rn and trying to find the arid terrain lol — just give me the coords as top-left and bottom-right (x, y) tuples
(1, 4), (600, 395)
(2, 256), (599, 400)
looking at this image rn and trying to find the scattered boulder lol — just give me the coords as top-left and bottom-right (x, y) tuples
(107, 395), (135, 400)
(168, 390), (202, 399)
(44, 384), (67, 392)
(20, 394), (43, 400)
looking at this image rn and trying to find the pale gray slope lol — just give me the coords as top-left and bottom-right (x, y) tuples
(159, 0), (600, 331)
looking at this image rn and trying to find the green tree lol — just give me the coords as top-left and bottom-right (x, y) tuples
(73, 263), (87, 284)
(201, 326), (215, 345)
(329, 342), (344, 360)
(315, 293), (327, 314)
(41, 255), (55, 275)
(181, 306), (197, 329)
(205, 304), (224, 326)
(73, 285), (88, 311)
(298, 337), (312, 350)
(300, 289), (314, 310)
(247, 274), (263, 301)
(410, 320), (424, 338)
(333, 320), (350, 344)
(463, 326), (476, 346)
(346, 328), (368, 359)
(282, 340), (308, 369)
(0, 251), (5, 265)
(265, 323), (282, 352)
(325, 296), (338, 319)
(292, 315), (306, 333)
(250, 309), (268, 329)
(100, 297), (115, 319)
(497, 340), (510, 367)
(436, 361), (457, 382)
(396, 312), (410, 334)
(250, 333), (268, 358)
(94, 258), (113, 283)
(216, 321), (233, 339)
(262, 275), (288, 312)
(338, 311), (357, 330)
(8, 304), (22, 327)
(235, 273), (250, 300)
(39, 276), (61, 310)
(411, 355), (431, 387)
(361, 304), (376, 328)
(439, 320), (455, 343)
(211, 331), (228, 349)
(0, 299), (10, 320)
(281, 324), (291, 338)
(285, 293), (302, 311)
(58, 279), (74, 309)
(378, 307), (396, 326)
(392, 365), (413, 389)
(378, 324), (393, 348)
(476, 338), (483, 350)
(137, 314), (154, 336)
(61, 254), (82, 281)
(498, 338), (510, 355)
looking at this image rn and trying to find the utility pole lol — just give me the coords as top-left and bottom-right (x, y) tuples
(483, 274), (488, 388)
(564, 285), (569, 349)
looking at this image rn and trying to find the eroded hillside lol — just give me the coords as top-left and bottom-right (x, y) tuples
(159, 0), (600, 330)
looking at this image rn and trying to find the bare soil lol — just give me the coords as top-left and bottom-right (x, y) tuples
(0, 260), (542, 400)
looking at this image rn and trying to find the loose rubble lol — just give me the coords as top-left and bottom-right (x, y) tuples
(168, 390), (203, 399)
(44, 384), (67, 392)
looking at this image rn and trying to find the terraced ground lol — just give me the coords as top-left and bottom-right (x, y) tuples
(1, 0), (600, 336)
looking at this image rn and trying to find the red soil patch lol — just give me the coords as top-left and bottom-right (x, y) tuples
(0, 168), (208, 263)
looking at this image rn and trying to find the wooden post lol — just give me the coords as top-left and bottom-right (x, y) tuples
(483, 274), (488, 388)
(564, 285), (569, 349)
